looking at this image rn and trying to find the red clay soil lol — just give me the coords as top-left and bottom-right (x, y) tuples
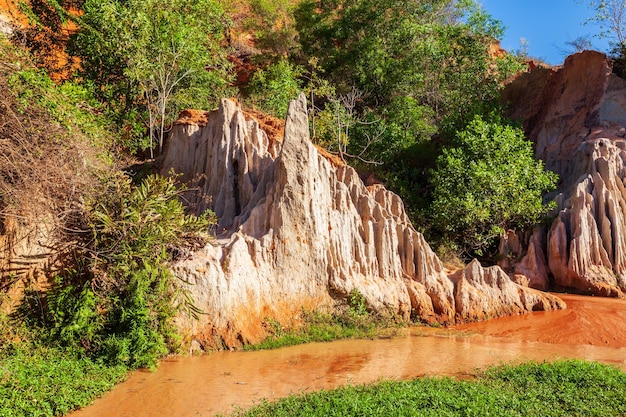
(454, 294), (626, 348)
(241, 107), (348, 168)
(315, 144), (346, 167)
(243, 107), (285, 147)
(175, 109), (213, 127)
(174, 105), (286, 149)
(0, 0), (81, 81)
(175, 104), (348, 169)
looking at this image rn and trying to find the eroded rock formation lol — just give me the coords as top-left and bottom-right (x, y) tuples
(504, 50), (626, 296)
(0, 217), (57, 312)
(161, 94), (564, 348)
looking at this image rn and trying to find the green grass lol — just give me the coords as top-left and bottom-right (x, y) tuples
(224, 360), (626, 417)
(244, 307), (400, 351)
(0, 343), (127, 417)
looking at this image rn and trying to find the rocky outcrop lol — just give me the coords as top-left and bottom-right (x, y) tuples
(452, 260), (563, 320)
(161, 95), (564, 348)
(504, 50), (626, 296)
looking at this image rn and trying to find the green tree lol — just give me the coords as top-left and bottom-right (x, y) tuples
(248, 59), (302, 117)
(429, 116), (558, 260)
(581, 0), (626, 49)
(294, 0), (524, 232)
(294, 0), (523, 165)
(73, 0), (234, 155)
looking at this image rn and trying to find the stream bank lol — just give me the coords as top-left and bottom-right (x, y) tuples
(70, 294), (626, 417)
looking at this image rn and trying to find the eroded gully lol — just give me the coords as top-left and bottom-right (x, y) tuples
(70, 294), (626, 417)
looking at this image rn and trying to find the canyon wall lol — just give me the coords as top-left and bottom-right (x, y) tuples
(161, 94), (564, 349)
(503, 50), (626, 297)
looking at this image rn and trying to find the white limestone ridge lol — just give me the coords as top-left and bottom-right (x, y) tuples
(161, 94), (564, 348)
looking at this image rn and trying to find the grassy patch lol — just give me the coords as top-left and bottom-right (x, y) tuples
(0, 312), (128, 417)
(245, 291), (401, 351)
(0, 343), (127, 417)
(245, 312), (397, 351)
(223, 360), (626, 417)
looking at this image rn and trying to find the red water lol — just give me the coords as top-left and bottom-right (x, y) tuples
(69, 294), (626, 417)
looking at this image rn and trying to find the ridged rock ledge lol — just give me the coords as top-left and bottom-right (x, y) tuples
(160, 94), (565, 349)
(503, 51), (626, 296)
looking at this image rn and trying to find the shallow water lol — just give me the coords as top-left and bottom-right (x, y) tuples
(70, 295), (626, 417)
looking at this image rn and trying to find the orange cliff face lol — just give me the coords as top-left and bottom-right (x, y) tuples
(488, 40), (506, 59)
(500, 51), (626, 297)
(0, 0), (81, 81)
(0, 0), (26, 26)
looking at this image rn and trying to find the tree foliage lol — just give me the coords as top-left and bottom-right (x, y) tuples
(82, 174), (214, 368)
(295, 0), (517, 125)
(248, 59), (302, 117)
(293, 0), (524, 182)
(245, 0), (299, 57)
(430, 116), (558, 259)
(73, 0), (234, 155)
(23, 175), (216, 369)
(581, 0), (626, 48)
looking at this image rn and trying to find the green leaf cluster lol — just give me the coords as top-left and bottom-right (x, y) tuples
(290, 0), (527, 224)
(248, 59), (303, 117)
(294, 0), (521, 131)
(7, 67), (113, 147)
(430, 115), (558, 258)
(244, 0), (299, 57)
(71, 0), (234, 154)
(23, 175), (216, 369)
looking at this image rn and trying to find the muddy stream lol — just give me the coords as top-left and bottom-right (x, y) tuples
(70, 295), (626, 417)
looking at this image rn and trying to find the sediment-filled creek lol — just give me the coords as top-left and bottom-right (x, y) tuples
(70, 295), (626, 417)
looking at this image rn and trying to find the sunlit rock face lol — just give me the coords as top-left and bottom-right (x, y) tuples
(161, 94), (564, 348)
(451, 260), (565, 321)
(504, 50), (626, 296)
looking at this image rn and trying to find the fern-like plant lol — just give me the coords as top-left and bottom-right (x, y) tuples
(38, 174), (215, 369)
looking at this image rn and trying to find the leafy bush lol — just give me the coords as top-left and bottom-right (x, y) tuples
(244, 0), (299, 57)
(62, 0), (234, 155)
(21, 174), (216, 369)
(430, 115), (558, 259)
(248, 59), (303, 117)
(348, 288), (368, 317)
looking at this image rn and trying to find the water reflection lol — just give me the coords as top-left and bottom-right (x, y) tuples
(70, 295), (626, 417)
(69, 332), (626, 417)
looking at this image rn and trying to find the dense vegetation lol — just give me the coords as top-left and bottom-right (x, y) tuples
(0, 0), (620, 415)
(0, 317), (127, 417)
(236, 0), (555, 259)
(224, 360), (626, 417)
(430, 115), (557, 257)
(0, 31), (214, 415)
(12, 0), (557, 260)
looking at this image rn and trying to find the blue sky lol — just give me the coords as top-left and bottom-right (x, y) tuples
(479, 0), (611, 65)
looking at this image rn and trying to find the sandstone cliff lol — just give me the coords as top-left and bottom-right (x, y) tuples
(161, 94), (564, 348)
(503, 50), (626, 297)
